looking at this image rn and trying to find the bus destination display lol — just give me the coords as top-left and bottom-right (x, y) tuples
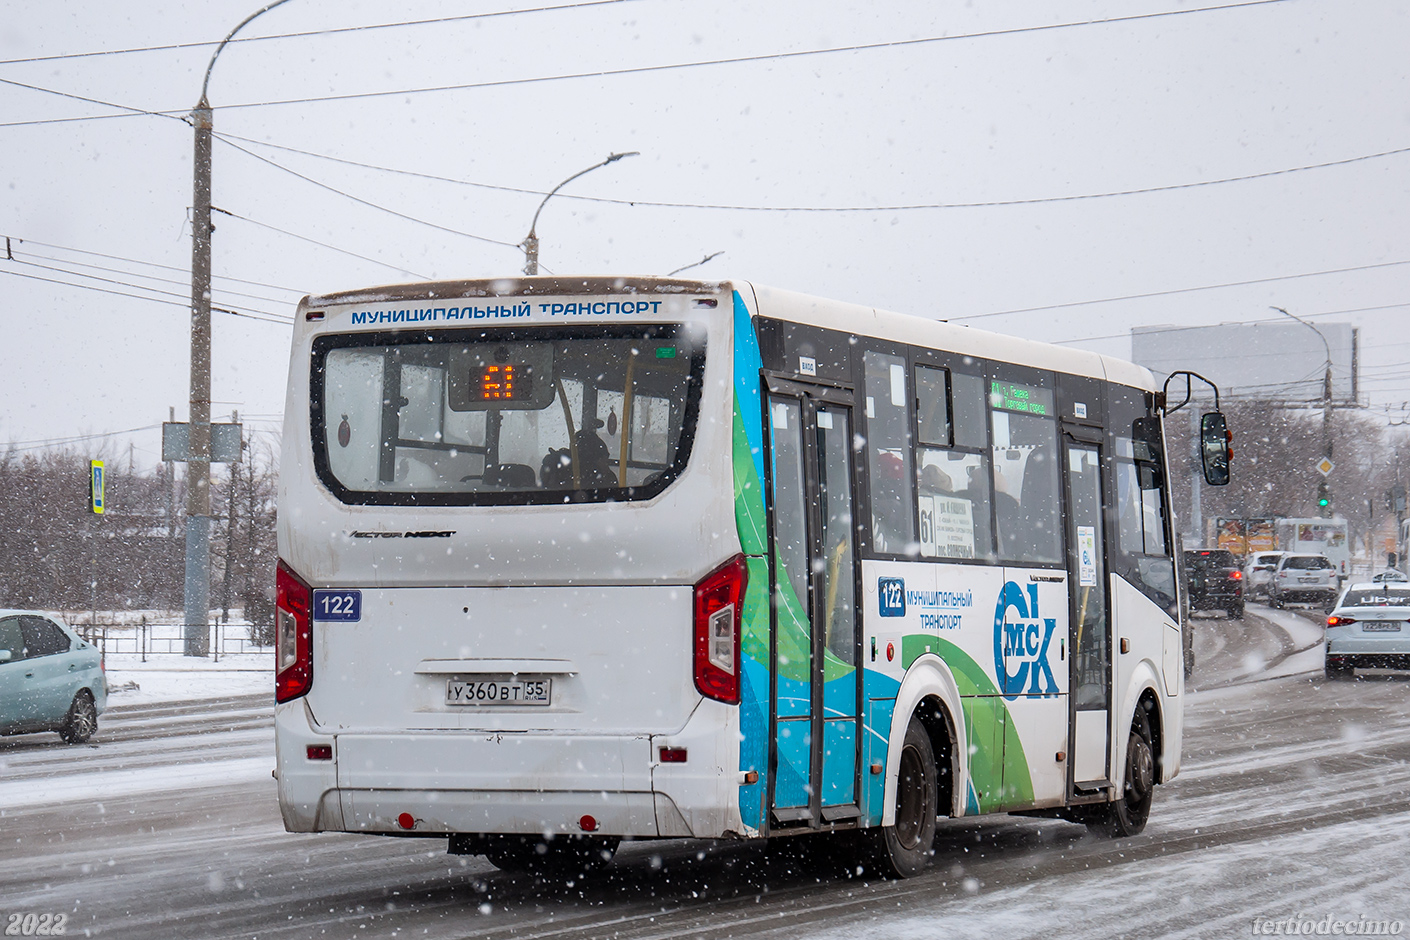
(990, 380), (1053, 416)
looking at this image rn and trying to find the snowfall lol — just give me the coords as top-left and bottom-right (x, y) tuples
(6, 607), (1408, 940)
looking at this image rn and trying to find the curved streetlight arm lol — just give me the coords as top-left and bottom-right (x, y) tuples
(526, 151), (640, 240)
(1270, 305), (1331, 366)
(1271, 306), (1337, 516)
(200, 0), (295, 104)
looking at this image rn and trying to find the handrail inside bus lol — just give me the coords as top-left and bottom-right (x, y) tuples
(1160, 370), (1222, 415)
(617, 350), (638, 487)
(553, 375), (582, 489)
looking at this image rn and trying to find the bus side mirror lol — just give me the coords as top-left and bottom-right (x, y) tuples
(1200, 412), (1231, 486)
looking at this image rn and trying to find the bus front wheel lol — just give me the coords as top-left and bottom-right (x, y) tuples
(869, 717), (938, 878)
(1086, 710), (1154, 838)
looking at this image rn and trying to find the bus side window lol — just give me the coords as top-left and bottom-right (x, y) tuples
(989, 376), (1062, 565)
(915, 366), (950, 446)
(951, 372), (988, 450)
(864, 351), (916, 555)
(1111, 391), (1177, 611)
(915, 365), (993, 560)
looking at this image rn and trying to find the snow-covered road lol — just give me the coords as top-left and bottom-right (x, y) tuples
(2, 606), (1407, 940)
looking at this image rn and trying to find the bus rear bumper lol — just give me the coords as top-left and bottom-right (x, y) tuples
(339, 788), (660, 837)
(274, 699), (738, 839)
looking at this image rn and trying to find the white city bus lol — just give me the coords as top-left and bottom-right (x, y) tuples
(274, 277), (1227, 877)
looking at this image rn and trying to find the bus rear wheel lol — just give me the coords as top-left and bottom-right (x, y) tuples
(482, 834), (620, 876)
(868, 717), (937, 878)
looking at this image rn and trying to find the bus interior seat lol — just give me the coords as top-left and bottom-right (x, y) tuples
(483, 463), (537, 488)
(573, 429), (617, 487)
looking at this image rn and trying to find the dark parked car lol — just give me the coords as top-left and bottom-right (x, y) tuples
(1184, 549), (1244, 618)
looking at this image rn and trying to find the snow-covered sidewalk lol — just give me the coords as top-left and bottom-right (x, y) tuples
(103, 651), (272, 705)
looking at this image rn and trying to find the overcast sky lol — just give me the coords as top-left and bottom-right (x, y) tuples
(1, 0), (1407, 469)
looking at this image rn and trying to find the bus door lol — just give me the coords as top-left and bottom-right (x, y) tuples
(765, 380), (861, 828)
(1063, 430), (1112, 791)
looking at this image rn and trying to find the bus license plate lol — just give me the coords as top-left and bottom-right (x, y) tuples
(446, 678), (551, 706)
(1362, 623), (1402, 632)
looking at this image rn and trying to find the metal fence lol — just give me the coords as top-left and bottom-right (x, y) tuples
(77, 621), (274, 661)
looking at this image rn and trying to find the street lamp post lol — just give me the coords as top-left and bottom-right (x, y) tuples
(1271, 306), (1335, 519)
(183, 0), (291, 656)
(521, 152), (638, 275)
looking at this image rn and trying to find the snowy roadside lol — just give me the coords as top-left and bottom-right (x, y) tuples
(1249, 603), (1330, 679)
(1188, 602), (1325, 691)
(103, 652), (272, 706)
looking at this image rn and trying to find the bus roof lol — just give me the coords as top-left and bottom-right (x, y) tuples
(299, 275), (1154, 393)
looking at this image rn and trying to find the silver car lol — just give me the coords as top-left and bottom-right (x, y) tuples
(1324, 583), (1410, 680)
(1243, 551), (1286, 600)
(0, 611), (107, 743)
(1270, 553), (1339, 609)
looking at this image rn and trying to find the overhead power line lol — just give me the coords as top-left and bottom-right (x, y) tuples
(951, 259), (1410, 322)
(0, 266), (292, 325)
(0, 1), (1293, 128)
(192, 0), (1303, 114)
(211, 208), (430, 280)
(0, 0), (638, 67)
(16, 247), (294, 307)
(217, 131), (1410, 214)
(0, 75), (181, 126)
(216, 137), (521, 251)
(8, 235), (305, 294)
(1, 425), (164, 454)
(6, 254), (287, 320)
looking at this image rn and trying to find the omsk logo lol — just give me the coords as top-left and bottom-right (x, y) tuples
(992, 581), (1059, 699)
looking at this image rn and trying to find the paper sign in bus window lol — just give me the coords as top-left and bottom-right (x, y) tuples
(1078, 526), (1097, 586)
(919, 494), (977, 559)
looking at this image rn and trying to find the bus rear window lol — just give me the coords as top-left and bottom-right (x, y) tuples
(310, 325), (705, 505)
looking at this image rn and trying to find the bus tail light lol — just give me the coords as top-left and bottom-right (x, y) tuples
(693, 554), (748, 704)
(275, 560), (313, 703)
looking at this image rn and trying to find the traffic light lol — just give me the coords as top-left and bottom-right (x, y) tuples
(1318, 479), (1331, 516)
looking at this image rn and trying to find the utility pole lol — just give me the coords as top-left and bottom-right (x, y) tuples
(1321, 356), (1334, 518)
(1271, 306), (1334, 518)
(221, 411), (240, 627)
(167, 405), (177, 541)
(183, 0), (291, 656)
(184, 94), (214, 656)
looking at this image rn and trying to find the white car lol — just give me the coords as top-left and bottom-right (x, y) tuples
(1243, 551), (1286, 600)
(1270, 553), (1339, 609)
(1325, 583), (1410, 680)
